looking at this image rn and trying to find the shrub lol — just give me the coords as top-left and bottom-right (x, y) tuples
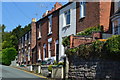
(2, 47), (17, 65)
(65, 35), (120, 61)
(77, 25), (103, 36)
(48, 65), (53, 72)
(58, 62), (64, 65)
(62, 36), (70, 47)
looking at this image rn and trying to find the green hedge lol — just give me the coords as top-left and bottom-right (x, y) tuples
(62, 36), (70, 47)
(65, 35), (120, 60)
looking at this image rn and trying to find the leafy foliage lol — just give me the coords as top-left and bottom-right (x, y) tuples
(2, 48), (17, 65)
(62, 36), (70, 47)
(65, 35), (120, 60)
(48, 65), (53, 72)
(1, 24), (31, 65)
(77, 25), (103, 36)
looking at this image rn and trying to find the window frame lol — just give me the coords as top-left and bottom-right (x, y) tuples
(43, 44), (47, 59)
(64, 9), (71, 26)
(79, 2), (86, 19)
(113, 20), (120, 35)
(38, 24), (42, 38)
(48, 15), (52, 35)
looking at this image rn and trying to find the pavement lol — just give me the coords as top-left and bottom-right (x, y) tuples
(1, 65), (47, 80)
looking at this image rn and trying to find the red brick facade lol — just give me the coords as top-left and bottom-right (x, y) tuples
(18, 2), (115, 65)
(36, 10), (59, 62)
(76, 2), (114, 34)
(70, 32), (102, 48)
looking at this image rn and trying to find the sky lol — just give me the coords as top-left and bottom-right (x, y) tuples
(2, 2), (67, 32)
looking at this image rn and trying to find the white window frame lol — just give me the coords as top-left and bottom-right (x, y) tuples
(48, 38), (52, 58)
(48, 15), (52, 35)
(55, 40), (58, 56)
(112, 20), (120, 35)
(38, 47), (41, 60)
(64, 9), (71, 27)
(80, 2), (86, 19)
(38, 24), (41, 38)
(28, 47), (30, 61)
(25, 34), (27, 41)
(43, 44), (47, 59)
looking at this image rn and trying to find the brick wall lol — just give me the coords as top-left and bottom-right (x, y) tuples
(36, 10), (59, 61)
(70, 32), (102, 48)
(76, 2), (114, 34)
(100, 2), (114, 33)
(76, 2), (100, 33)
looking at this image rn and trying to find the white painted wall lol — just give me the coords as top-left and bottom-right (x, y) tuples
(59, 2), (76, 60)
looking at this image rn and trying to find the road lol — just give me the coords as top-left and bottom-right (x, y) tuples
(1, 65), (47, 80)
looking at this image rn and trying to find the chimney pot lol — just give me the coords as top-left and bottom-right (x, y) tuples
(32, 18), (36, 22)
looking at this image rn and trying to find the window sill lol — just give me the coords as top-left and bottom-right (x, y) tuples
(48, 32), (52, 36)
(79, 16), (85, 20)
(37, 36), (41, 39)
(64, 24), (71, 28)
(62, 24), (71, 31)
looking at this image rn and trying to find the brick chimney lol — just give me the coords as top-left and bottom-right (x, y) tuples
(42, 2), (62, 17)
(54, 2), (62, 10)
(31, 18), (36, 49)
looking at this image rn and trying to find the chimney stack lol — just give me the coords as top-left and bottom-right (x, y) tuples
(31, 18), (36, 49)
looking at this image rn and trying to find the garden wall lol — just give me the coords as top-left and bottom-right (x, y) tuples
(68, 55), (120, 79)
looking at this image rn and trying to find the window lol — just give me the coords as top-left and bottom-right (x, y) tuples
(113, 20), (120, 35)
(38, 44), (41, 60)
(55, 40), (59, 62)
(22, 37), (24, 43)
(25, 34), (27, 40)
(38, 24), (41, 38)
(64, 10), (70, 26)
(80, 2), (86, 19)
(118, 1), (120, 9)
(43, 44), (47, 59)
(48, 42), (52, 58)
(28, 31), (31, 43)
(28, 47), (30, 61)
(38, 48), (41, 60)
(48, 15), (52, 34)
(22, 37), (24, 47)
(48, 38), (52, 58)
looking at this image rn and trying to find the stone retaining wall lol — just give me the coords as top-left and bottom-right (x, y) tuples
(52, 65), (63, 78)
(68, 55), (120, 79)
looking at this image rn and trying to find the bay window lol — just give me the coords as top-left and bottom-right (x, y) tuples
(113, 20), (120, 35)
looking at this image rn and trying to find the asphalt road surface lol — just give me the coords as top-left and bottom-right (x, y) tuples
(1, 65), (47, 80)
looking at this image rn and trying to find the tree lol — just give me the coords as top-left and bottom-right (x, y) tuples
(2, 47), (17, 65)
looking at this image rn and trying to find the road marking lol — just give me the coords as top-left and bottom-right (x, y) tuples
(10, 66), (48, 79)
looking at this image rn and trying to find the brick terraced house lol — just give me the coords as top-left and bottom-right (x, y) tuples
(18, 30), (31, 65)
(18, 2), (117, 67)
